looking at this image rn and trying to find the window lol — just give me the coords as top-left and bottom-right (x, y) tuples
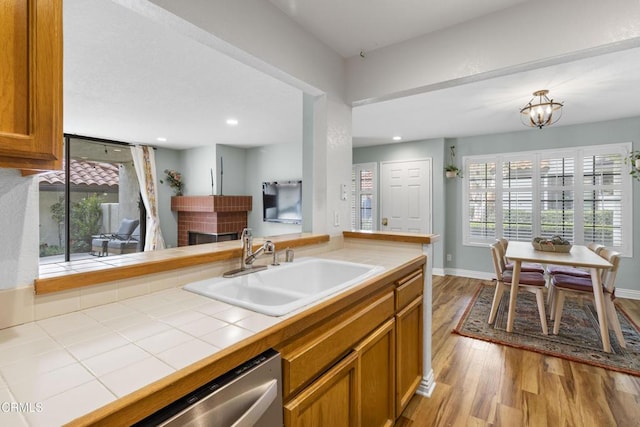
(463, 143), (633, 256)
(39, 136), (143, 264)
(351, 163), (378, 231)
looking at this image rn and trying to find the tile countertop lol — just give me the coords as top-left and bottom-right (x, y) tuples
(0, 244), (424, 426)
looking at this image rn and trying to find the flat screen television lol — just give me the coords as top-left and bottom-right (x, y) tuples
(262, 180), (302, 224)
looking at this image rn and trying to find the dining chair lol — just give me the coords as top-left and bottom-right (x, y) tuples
(494, 238), (545, 273)
(488, 242), (548, 335)
(546, 242), (605, 311)
(550, 248), (626, 347)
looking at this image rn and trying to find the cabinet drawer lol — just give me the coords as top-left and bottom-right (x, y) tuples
(282, 291), (394, 398)
(395, 270), (423, 311)
(284, 351), (359, 427)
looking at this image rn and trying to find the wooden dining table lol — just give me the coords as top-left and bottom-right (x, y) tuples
(504, 241), (614, 352)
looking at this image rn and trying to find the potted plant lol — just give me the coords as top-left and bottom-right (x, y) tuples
(445, 164), (461, 178)
(626, 150), (640, 181)
(161, 169), (184, 196)
(445, 146), (462, 178)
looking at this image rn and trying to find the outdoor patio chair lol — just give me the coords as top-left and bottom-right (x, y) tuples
(91, 218), (139, 256)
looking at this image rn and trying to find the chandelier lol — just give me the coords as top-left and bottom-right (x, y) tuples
(520, 90), (563, 129)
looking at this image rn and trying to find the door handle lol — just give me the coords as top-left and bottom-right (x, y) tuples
(231, 379), (278, 427)
(382, 217), (388, 226)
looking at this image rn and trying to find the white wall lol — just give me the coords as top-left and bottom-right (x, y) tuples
(346, 0), (640, 103)
(0, 170), (39, 289)
(142, 0), (345, 100)
(122, 0), (351, 237)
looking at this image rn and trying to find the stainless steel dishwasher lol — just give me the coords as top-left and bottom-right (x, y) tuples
(134, 349), (283, 426)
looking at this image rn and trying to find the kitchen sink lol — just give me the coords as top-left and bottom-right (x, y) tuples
(183, 257), (385, 316)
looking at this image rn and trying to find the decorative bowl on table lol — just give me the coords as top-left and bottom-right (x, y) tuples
(532, 236), (572, 253)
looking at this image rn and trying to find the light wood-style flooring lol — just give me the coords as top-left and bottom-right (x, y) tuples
(396, 275), (640, 427)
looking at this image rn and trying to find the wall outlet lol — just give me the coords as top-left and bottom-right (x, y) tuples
(446, 254), (452, 262)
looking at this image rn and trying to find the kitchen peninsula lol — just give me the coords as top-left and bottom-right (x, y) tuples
(2, 231), (438, 426)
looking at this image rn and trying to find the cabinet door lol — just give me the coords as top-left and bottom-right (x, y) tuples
(0, 0), (63, 170)
(284, 351), (360, 427)
(396, 296), (423, 415)
(356, 318), (395, 427)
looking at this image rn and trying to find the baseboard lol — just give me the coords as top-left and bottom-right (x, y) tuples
(416, 369), (436, 398)
(433, 267), (445, 276)
(443, 268), (494, 281)
(615, 288), (640, 300)
(442, 269), (640, 301)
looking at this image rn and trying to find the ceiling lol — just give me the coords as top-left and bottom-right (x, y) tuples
(64, 0), (303, 150)
(268, 0), (528, 58)
(63, 0), (640, 151)
(353, 46), (640, 146)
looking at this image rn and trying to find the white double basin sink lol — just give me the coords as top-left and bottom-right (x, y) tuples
(184, 257), (385, 316)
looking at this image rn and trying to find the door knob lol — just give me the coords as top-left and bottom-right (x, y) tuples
(381, 218), (388, 226)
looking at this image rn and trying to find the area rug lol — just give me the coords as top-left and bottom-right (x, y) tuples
(454, 284), (640, 376)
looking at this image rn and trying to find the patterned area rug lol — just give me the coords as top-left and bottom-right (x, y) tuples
(454, 284), (640, 376)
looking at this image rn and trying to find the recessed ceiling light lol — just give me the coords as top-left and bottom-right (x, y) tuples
(393, 136), (402, 141)
(226, 118), (239, 126)
(113, 148), (122, 152)
(156, 137), (167, 142)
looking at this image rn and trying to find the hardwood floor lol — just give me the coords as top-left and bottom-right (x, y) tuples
(396, 275), (640, 427)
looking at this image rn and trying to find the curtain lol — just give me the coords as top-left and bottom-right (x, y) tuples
(131, 145), (166, 251)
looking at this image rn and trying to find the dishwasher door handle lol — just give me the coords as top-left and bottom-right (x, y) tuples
(231, 379), (278, 427)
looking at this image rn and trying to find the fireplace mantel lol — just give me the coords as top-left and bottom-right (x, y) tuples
(171, 196), (252, 246)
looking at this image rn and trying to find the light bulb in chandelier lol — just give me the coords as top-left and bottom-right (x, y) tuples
(520, 90), (563, 129)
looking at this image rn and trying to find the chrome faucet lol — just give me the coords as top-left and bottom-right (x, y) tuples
(240, 228), (254, 270)
(224, 228), (274, 277)
(244, 239), (275, 267)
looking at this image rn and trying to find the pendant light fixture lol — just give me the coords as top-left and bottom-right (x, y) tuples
(520, 89), (563, 129)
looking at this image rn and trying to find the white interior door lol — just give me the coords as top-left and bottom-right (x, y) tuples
(380, 159), (431, 233)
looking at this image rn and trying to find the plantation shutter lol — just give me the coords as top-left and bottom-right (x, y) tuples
(502, 158), (533, 241)
(582, 150), (625, 248)
(466, 159), (497, 242)
(539, 153), (575, 242)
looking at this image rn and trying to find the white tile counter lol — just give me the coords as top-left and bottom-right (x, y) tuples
(0, 288), (283, 426)
(0, 242), (425, 426)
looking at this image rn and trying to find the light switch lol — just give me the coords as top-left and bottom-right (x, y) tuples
(340, 184), (348, 201)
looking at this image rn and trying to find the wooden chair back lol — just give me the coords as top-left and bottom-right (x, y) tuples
(587, 242), (605, 255)
(493, 239), (508, 272)
(599, 248), (621, 294)
(489, 242), (505, 281)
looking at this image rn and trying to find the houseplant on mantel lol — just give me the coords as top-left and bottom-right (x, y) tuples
(445, 146), (462, 178)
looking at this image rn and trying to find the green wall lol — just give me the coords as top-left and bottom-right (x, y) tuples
(354, 117), (640, 295)
(353, 138), (446, 271)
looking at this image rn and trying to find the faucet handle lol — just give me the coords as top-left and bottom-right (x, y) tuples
(285, 248), (294, 262)
(264, 240), (275, 253)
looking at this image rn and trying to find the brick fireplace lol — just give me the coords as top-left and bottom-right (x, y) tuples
(171, 195), (252, 247)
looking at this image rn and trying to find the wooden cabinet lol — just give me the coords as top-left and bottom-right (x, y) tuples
(356, 318), (395, 427)
(284, 351), (360, 427)
(396, 296), (423, 414)
(0, 0), (63, 171)
(279, 266), (425, 426)
(279, 291), (395, 400)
